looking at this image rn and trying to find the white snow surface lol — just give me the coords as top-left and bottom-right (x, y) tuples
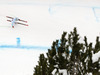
(0, 0), (100, 75)
(92, 51), (100, 63)
(0, 49), (47, 75)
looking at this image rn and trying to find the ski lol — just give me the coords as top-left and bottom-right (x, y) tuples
(7, 20), (11, 22)
(18, 19), (27, 23)
(6, 16), (27, 23)
(16, 22), (28, 26)
(6, 16), (13, 19)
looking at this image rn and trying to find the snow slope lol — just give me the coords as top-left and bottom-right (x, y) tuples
(0, 49), (47, 75)
(0, 0), (100, 75)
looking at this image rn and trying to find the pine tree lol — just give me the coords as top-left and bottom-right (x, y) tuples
(94, 36), (100, 54)
(33, 54), (48, 75)
(92, 57), (100, 75)
(33, 27), (100, 75)
(67, 28), (85, 75)
(56, 32), (68, 69)
(46, 42), (57, 75)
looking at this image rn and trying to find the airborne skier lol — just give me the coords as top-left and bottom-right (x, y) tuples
(6, 16), (28, 28)
(11, 17), (19, 28)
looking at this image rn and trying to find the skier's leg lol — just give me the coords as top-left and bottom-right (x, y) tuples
(11, 21), (14, 28)
(12, 26), (14, 28)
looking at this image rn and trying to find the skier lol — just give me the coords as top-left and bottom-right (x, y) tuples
(11, 17), (19, 28)
(6, 16), (28, 28)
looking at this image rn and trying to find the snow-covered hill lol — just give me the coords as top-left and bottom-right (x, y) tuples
(0, 0), (100, 75)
